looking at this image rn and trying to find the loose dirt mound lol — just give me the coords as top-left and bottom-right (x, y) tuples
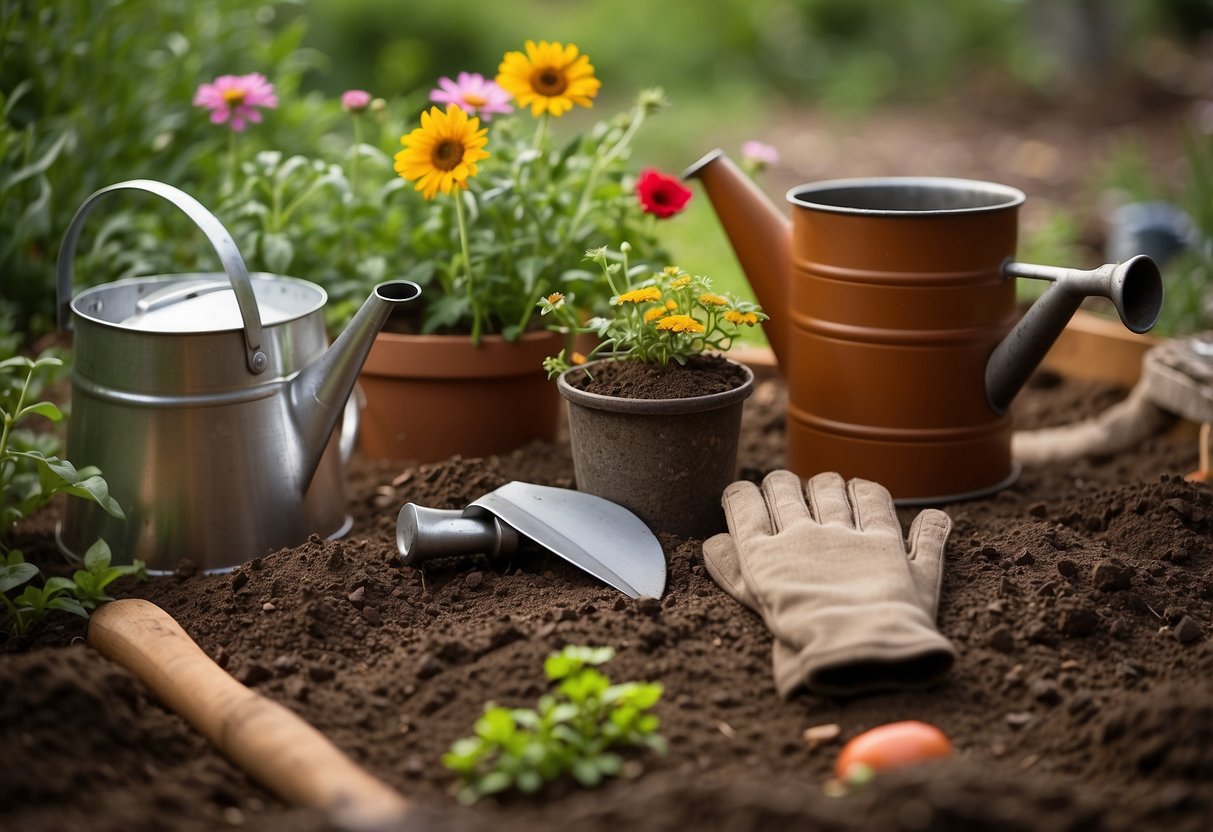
(3, 371), (1211, 832)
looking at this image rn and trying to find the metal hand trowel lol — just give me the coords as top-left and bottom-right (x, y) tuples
(395, 482), (666, 598)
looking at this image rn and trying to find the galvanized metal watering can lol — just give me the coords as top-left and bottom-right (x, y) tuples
(56, 180), (421, 571)
(685, 150), (1164, 502)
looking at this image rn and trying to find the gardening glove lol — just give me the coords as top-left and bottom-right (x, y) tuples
(702, 470), (956, 698)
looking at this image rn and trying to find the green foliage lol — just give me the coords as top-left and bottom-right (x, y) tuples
(0, 557), (87, 635)
(0, 352), (124, 537)
(1, 0), (316, 340)
(0, 352), (135, 635)
(442, 645), (666, 804)
(1094, 127), (1213, 337)
(70, 539), (147, 610)
(210, 82), (671, 341)
(1, 543), (145, 635)
(541, 246), (766, 375)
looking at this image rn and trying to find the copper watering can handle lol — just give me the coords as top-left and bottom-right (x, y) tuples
(57, 179), (269, 375)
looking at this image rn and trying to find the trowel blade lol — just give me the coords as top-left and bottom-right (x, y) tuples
(468, 481), (666, 599)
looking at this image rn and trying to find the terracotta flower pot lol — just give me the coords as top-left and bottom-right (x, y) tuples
(357, 329), (564, 463)
(557, 359), (755, 539)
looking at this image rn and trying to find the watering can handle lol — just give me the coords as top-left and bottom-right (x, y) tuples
(57, 179), (268, 375)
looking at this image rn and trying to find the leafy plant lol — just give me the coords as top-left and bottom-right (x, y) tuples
(1, 559), (86, 635)
(540, 244), (767, 376)
(69, 539), (146, 610)
(0, 542), (144, 635)
(442, 645), (667, 803)
(0, 352), (124, 535)
(1, 0), (317, 341)
(0, 351), (134, 635)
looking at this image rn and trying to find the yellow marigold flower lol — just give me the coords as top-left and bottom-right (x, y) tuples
(394, 105), (489, 200)
(665, 299), (678, 310)
(699, 293), (728, 306)
(670, 275), (691, 289)
(655, 314), (705, 334)
(571, 351), (586, 365)
(725, 310), (760, 326)
(616, 286), (662, 304)
(546, 292), (564, 304)
(497, 40), (601, 118)
(643, 306), (668, 323)
(662, 266), (681, 276)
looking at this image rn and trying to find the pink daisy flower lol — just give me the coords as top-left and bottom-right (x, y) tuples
(741, 140), (779, 167)
(193, 73), (278, 132)
(429, 72), (513, 121)
(341, 89), (372, 113)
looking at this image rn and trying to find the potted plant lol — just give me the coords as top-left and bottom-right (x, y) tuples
(540, 245), (767, 539)
(185, 45), (675, 464)
(356, 41), (675, 463)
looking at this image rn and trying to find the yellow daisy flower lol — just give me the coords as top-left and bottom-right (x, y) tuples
(496, 40), (601, 117)
(699, 293), (728, 306)
(655, 315), (705, 334)
(725, 310), (760, 326)
(394, 105), (489, 200)
(670, 275), (692, 289)
(644, 306), (668, 323)
(665, 299), (678, 310)
(571, 351), (587, 365)
(616, 286), (662, 304)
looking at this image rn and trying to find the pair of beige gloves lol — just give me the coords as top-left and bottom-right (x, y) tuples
(703, 471), (956, 698)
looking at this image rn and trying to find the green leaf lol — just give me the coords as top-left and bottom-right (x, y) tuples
(261, 232), (295, 275)
(48, 596), (89, 618)
(476, 770), (513, 796)
(16, 401), (63, 422)
(571, 758), (602, 787)
(475, 706), (517, 743)
(516, 769), (543, 794)
(43, 576), (77, 595)
(83, 538), (112, 572)
(65, 475), (125, 519)
(0, 562), (38, 593)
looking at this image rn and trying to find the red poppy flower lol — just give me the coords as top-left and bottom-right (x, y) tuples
(636, 168), (692, 218)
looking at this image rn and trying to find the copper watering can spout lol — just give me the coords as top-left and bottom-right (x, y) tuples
(290, 280), (420, 489)
(683, 149), (792, 362)
(985, 256), (1162, 413)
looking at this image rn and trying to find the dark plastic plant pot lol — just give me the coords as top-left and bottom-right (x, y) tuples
(557, 359), (755, 539)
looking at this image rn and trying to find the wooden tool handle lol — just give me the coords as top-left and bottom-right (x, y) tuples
(89, 599), (411, 831)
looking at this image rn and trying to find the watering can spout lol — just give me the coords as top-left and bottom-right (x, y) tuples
(683, 149), (792, 364)
(291, 280), (422, 487)
(985, 255), (1163, 414)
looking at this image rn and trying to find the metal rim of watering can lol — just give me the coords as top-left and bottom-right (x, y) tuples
(57, 179), (269, 375)
(786, 176), (1027, 217)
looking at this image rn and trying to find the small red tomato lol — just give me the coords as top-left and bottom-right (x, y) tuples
(834, 720), (953, 781)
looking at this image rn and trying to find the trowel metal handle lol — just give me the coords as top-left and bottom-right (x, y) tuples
(395, 504), (520, 567)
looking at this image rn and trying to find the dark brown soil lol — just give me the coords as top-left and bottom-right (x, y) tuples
(3, 368), (1212, 832)
(568, 354), (749, 399)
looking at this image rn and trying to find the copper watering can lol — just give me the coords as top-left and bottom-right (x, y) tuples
(56, 180), (421, 571)
(685, 150), (1164, 501)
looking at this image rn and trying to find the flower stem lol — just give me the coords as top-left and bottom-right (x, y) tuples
(568, 103), (647, 235)
(226, 132), (238, 195)
(351, 116), (363, 196)
(533, 113), (549, 152)
(454, 193), (481, 343)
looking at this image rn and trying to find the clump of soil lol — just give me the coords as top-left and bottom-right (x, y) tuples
(3, 370), (1212, 832)
(566, 354), (749, 399)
